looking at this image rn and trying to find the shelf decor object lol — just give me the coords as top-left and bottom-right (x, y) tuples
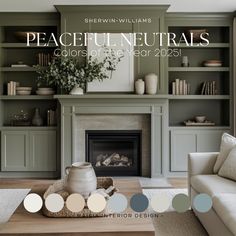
(35, 49), (122, 94)
(184, 120), (215, 126)
(172, 79), (190, 95)
(32, 108), (43, 126)
(135, 79), (145, 95)
(185, 29), (208, 43)
(86, 33), (133, 93)
(145, 73), (158, 95)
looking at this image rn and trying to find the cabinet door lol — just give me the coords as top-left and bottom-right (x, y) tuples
(197, 130), (225, 152)
(29, 131), (57, 171)
(170, 131), (197, 172)
(1, 131), (29, 171)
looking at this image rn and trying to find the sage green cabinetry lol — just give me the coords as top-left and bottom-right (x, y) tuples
(170, 128), (228, 171)
(30, 131), (56, 171)
(1, 131), (29, 171)
(1, 129), (56, 172)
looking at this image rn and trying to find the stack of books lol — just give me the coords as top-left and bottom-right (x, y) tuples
(37, 53), (52, 66)
(172, 79), (190, 95)
(201, 81), (217, 95)
(47, 109), (57, 126)
(7, 81), (19, 95)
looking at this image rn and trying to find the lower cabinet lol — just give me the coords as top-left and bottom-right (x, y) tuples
(170, 129), (229, 172)
(1, 130), (56, 172)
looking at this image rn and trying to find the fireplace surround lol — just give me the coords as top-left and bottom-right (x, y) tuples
(56, 95), (167, 177)
(85, 130), (142, 176)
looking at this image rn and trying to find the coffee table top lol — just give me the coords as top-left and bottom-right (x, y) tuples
(0, 178), (155, 236)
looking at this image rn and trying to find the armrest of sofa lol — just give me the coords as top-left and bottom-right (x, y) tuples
(188, 152), (218, 177)
(188, 152), (219, 198)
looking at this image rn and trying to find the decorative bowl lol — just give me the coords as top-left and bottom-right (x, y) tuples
(16, 87), (32, 91)
(16, 90), (31, 95)
(195, 116), (206, 123)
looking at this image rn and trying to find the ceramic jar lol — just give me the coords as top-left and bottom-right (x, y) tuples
(69, 85), (84, 95)
(145, 73), (158, 95)
(65, 162), (97, 198)
(135, 79), (145, 95)
(32, 108), (43, 126)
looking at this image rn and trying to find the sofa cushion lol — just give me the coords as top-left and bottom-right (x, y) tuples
(191, 175), (236, 196)
(214, 133), (236, 173)
(219, 146), (236, 181)
(213, 194), (236, 235)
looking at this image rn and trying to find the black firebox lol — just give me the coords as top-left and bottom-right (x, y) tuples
(85, 130), (141, 176)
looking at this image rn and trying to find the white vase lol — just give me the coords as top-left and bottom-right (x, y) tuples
(69, 85), (84, 95)
(135, 79), (145, 95)
(65, 162), (97, 198)
(145, 73), (158, 95)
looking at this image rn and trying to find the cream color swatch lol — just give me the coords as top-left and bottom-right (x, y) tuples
(66, 193), (85, 212)
(87, 193), (106, 213)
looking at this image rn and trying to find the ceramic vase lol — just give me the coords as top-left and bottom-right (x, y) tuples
(69, 85), (84, 95)
(145, 73), (158, 95)
(135, 79), (145, 95)
(32, 108), (43, 126)
(65, 162), (97, 198)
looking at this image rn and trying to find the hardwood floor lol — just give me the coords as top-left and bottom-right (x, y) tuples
(0, 178), (188, 189)
(168, 178), (188, 188)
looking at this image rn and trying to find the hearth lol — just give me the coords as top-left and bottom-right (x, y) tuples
(85, 130), (141, 176)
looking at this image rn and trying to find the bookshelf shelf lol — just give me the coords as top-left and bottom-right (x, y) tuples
(169, 43), (230, 48)
(0, 43), (57, 48)
(168, 67), (229, 72)
(0, 67), (37, 72)
(0, 95), (54, 100)
(168, 95), (230, 100)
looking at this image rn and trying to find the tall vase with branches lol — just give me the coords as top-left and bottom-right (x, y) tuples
(35, 48), (123, 94)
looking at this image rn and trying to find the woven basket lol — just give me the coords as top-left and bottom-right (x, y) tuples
(42, 177), (117, 218)
(185, 29), (207, 43)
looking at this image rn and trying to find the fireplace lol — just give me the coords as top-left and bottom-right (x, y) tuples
(85, 130), (141, 176)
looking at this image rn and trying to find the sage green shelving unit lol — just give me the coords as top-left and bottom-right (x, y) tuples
(165, 13), (233, 174)
(0, 13), (60, 178)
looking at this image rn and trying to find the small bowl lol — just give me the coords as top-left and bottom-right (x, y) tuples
(195, 116), (206, 123)
(16, 87), (32, 91)
(16, 90), (31, 95)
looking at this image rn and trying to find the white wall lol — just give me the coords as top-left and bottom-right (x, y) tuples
(0, 0), (235, 12)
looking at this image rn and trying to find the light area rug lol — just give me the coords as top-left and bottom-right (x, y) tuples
(139, 177), (172, 189)
(154, 211), (208, 236)
(0, 189), (30, 224)
(143, 188), (208, 235)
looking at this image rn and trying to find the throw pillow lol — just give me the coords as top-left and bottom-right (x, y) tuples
(213, 133), (236, 173)
(218, 146), (236, 181)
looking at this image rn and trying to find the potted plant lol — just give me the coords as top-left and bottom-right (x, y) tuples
(35, 48), (123, 95)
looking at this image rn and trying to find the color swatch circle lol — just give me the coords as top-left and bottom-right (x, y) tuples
(130, 193), (149, 212)
(193, 193), (212, 213)
(107, 193), (128, 213)
(23, 193), (43, 213)
(87, 193), (106, 213)
(45, 193), (64, 213)
(150, 192), (170, 213)
(172, 194), (190, 213)
(66, 193), (85, 213)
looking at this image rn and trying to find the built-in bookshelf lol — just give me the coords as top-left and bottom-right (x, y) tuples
(166, 17), (232, 128)
(0, 16), (58, 128)
(0, 13), (60, 177)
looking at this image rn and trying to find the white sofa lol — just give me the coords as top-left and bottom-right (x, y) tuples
(188, 152), (236, 236)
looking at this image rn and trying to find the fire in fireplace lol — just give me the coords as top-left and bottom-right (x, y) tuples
(85, 130), (141, 176)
